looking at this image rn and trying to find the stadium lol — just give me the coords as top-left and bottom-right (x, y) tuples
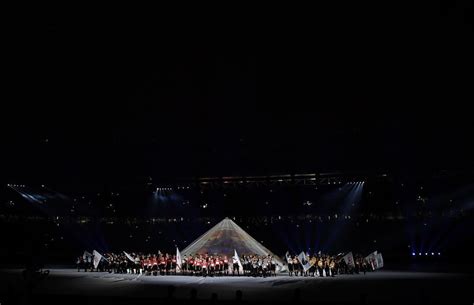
(1, 4), (473, 304)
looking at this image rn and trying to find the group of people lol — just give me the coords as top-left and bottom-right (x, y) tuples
(76, 251), (378, 278)
(76, 251), (277, 277)
(286, 253), (375, 277)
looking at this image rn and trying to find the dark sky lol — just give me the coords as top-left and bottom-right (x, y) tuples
(2, 2), (473, 186)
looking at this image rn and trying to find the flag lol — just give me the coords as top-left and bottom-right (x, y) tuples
(176, 247), (182, 270)
(298, 251), (312, 272)
(365, 251), (378, 269)
(83, 250), (92, 260)
(343, 252), (355, 268)
(375, 253), (384, 269)
(92, 250), (103, 269)
(233, 249), (243, 272)
(123, 251), (134, 262)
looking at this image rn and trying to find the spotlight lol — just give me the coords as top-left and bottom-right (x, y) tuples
(418, 253), (421, 256)
(438, 252), (441, 256)
(425, 253), (428, 256)
(431, 252), (434, 256)
(412, 252), (415, 256)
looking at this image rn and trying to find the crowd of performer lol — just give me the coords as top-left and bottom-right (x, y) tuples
(76, 251), (378, 277)
(285, 253), (375, 277)
(76, 252), (278, 277)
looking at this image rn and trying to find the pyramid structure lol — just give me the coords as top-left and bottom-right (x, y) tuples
(182, 217), (284, 266)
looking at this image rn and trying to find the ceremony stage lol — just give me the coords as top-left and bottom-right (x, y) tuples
(1, 268), (472, 304)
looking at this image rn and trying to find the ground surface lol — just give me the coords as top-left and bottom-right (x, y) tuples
(0, 268), (472, 304)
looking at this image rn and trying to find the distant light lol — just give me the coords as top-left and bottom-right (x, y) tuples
(431, 252), (434, 256)
(425, 253), (428, 256)
(412, 253), (415, 256)
(438, 252), (441, 256)
(418, 253), (421, 256)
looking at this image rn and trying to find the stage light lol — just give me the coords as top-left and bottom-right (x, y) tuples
(425, 253), (428, 256)
(419, 253), (421, 256)
(431, 252), (434, 256)
(438, 252), (441, 256)
(412, 252), (415, 256)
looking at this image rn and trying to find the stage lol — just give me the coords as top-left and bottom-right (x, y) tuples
(1, 268), (472, 304)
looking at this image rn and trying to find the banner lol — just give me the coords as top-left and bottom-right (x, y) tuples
(83, 250), (92, 260)
(298, 251), (312, 272)
(365, 251), (378, 269)
(123, 251), (134, 262)
(343, 252), (355, 268)
(375, 253), (384, 269)
(176, 247), (182, 270)
(233, 249), (243, 272)
(92, 250), (103, 269)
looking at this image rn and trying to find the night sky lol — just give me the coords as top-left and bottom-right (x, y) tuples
(2, 3), (473, 187)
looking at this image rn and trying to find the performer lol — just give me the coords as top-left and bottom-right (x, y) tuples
(355, 256), (360, 274)
(270, 255), (276, 277)
(134, 254), (141, 274)
(189, 255), (193, 276)
(202, 257), (209, 277)
(159, 254), (165, 276)
(171, 255), (177, 275)
(317, 256), (324, 277)
(232, 254), (240, 276)
(291, 256), (298, 277)
(214, 257), (219, 276)
(324, 256), (330, 277)
(287, 254), (293, 276)
(182, 255), (188, 276)
(195, 257), (201, 276)
(165, 254), (171, 275)
(152, 255), (158, 276)
(329, 259), (335, 277)
(223, 255), (229, 275)
(362, 258), (367, 275)
(76, 256), (83, 272)
(309, 255), (317, 277)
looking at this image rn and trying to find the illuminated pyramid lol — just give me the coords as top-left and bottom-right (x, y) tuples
(182, 217), (284, 267)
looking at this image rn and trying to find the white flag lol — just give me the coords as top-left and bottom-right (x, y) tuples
(176, 247), (182, 270)
(375, 253), (384, 269)
(298, 251), (311, 272)
(233, 249), (243, 272)
(92, 250), (103, 269)
(123, 251), (134, 262)
(343, 252), (355, 268)
(365, 251), (378, 269)
(83, 250), (92, 260)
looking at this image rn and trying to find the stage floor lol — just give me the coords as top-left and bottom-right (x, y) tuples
(1, 268), (472, 304)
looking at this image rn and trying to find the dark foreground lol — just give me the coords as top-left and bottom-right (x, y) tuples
(0, 268), (472, 305)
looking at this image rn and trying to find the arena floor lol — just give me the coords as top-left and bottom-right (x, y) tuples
(1, 268), (472, 304)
